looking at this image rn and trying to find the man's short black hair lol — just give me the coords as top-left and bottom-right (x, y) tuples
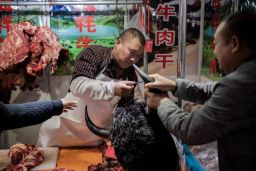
(110, 102), (178, 171)
(221, 10), (256, 54)
(118, 28), (146, 46)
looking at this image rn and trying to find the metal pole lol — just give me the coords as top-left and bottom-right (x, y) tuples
(177, 0), (187, 107)
(142, 4), (148, 102)
(198, 0), (205, 81)
(0, 0), (143, 6)
(143, 5), (148, 74)
(177, 0), (187, 79)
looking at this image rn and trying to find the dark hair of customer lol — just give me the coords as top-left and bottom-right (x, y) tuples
(110, 102), (178, 171)
(221, 10), (256, 54)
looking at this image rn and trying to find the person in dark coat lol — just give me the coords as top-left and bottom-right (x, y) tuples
(145, 10), (256, 171)
(0, 98), (77, 131)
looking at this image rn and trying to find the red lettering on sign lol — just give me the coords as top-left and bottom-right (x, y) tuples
(75, 16), (96, 32)
(76, 36), (94, 48)
(156, 3), (176, 21)
(155, 29), (175, 46)
(154, 53), (175, 68)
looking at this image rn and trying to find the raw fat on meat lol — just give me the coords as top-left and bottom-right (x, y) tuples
(0, 29), (30, 71)
(0, 144), (44, 171)
(0, 22), (36, 72)
(0, 22), (65, 76)
(26, 26), (62, 76)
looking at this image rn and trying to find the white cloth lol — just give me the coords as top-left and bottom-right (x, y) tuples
(37, 72), (121, 147)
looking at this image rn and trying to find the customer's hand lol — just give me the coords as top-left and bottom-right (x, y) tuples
(60, 98), (77, 112)
(114, 80), (135, 97)
(145, 88), (169, 109)
(144, 74), (176, 92)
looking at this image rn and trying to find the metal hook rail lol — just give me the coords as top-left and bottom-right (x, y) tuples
(0, 0), (143, 6)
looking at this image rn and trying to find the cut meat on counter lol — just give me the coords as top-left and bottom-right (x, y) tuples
(0, 143), (44, 171)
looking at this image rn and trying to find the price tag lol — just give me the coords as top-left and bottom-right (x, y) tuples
(144, 39), (153, 52)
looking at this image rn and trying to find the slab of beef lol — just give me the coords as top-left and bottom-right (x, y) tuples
(0, 29), (30, 72)
(0, 144), (44, 171)
(26, 26), (62, 76)
(0, 21), (65, 76)
(0, 21), (68, 103)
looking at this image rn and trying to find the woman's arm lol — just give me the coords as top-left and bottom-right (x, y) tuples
(0, 99), (76, 131)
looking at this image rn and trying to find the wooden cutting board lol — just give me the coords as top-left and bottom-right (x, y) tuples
(0, 147), (59, 170)
(0, 149), (10, 168)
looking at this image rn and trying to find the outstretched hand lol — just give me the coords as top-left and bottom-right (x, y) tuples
(61, 98), (77, 112)
(145, 88), (169, 109)
(144, 74), (176, 92)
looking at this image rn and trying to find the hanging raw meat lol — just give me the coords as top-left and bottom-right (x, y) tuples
(0, 22), (69, 103)
(0, 21), (66, 76)
(26, 25), (62, 76)
(0, 24), (30, 72)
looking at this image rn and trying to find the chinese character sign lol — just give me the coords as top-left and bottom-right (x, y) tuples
(1, 2), (124, 76)
(76, 36), (94, 48)
(155, 28), (175, 46)
(144, 39), (153, 52)
(152, 3), (176, 69)
(75, 16), (96, 33)
(156, 3), (176, 21)
(50, 4), (123, 75)
(154, 54), (175, 68)
(74, 4), (97, 49)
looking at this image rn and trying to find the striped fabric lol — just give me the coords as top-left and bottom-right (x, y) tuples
(72, 45), (112, 80)
(72, 45), (137, 81)
(71, 45), (139, 105)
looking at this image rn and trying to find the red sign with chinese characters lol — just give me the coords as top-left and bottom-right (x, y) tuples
(151, 3), (176, 69)
(76, 36), (94, 48)
(154, 54), (175, 68)
(75, 16), (96, 33)
(75, 4), (97, 48)
(156, 3), (176, 21)
(155, 28), (175, 46)
(144, 39), (153, 52)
